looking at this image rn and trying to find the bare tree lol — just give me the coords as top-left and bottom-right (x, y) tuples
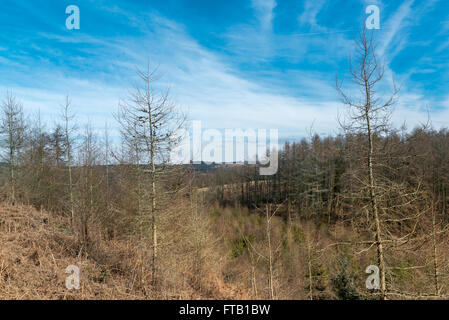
(23, 110), (50, 208)
(0, 92), (27, 204)
(115, 61), (185, 287)
(243, 203), (284, 300)
(77, 121), (101, 248)
(61, 96), (77, 227)
(104, 122), (110, 209)
(336, 28), (398, 300)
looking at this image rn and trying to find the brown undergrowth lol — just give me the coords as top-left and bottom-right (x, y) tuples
(0, 203), (247, 299)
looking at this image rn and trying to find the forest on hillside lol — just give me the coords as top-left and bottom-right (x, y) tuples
(1, 30), (448, 300)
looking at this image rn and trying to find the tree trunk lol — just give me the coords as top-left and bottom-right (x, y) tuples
(365, 92), (387, 300)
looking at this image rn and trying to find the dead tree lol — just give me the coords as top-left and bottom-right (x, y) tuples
(244, 203), (284, 300)
(78, 122), (100, 247)
(0, 92), (27, 204)
(336, 28), (398, 300)
(115, 61), (185, 287)
(61, 96), (77, 227)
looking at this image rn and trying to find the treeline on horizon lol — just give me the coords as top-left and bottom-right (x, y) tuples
(201, 126), (449, 218)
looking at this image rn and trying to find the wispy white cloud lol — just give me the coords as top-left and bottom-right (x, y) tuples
(377, 0), (414, 59)
(224, 0), (278, 62)
(298, 0), (327, 32)
(251, 0), (277, 31)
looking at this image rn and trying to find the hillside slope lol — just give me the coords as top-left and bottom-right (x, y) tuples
(0, 204), (143, 299)
(0, 203), (244, 299)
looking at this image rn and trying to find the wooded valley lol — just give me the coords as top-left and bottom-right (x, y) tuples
(0, 30), (448, 300)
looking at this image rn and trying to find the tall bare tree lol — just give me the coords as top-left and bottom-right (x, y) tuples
(115, 62), (185, 287)
(336, 28), (398, 300)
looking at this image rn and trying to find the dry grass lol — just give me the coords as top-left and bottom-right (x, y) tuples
(0, 203), (145, 299)
(0, 202), (247, 300)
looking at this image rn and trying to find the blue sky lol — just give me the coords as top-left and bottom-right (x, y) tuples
(0, 0), (448, 141)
